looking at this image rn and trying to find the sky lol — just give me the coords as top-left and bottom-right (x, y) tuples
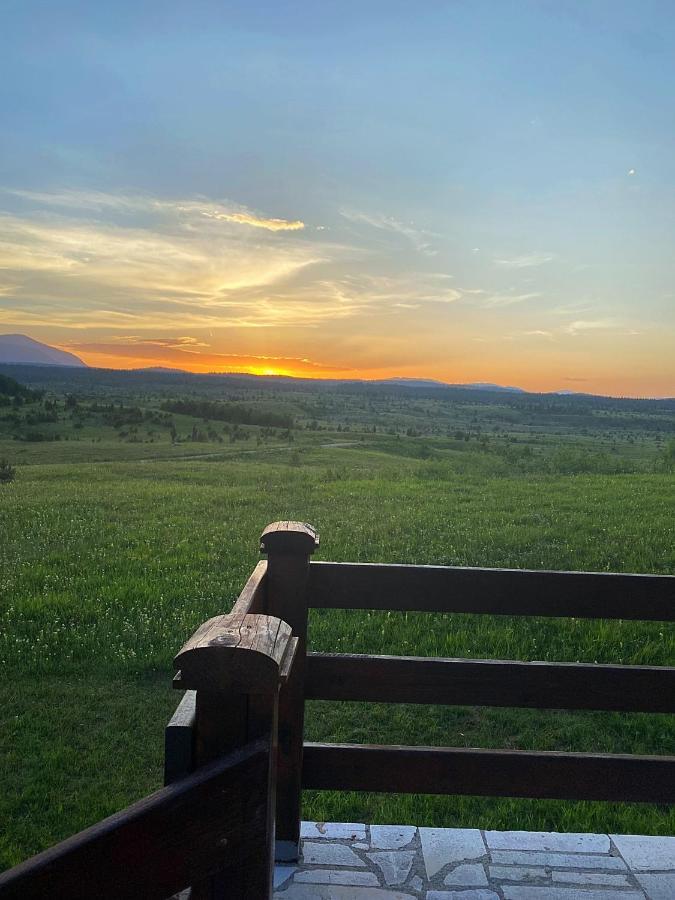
(1, 1), (674, 396)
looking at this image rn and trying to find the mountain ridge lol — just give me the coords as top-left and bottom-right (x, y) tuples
(0, 334), (87, 368)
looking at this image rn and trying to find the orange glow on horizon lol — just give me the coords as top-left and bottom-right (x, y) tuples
(60, 345), (673, 398)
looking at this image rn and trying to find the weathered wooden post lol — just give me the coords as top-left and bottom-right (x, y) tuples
(174, 598), (297, 897)
(260, 521), (319, 861)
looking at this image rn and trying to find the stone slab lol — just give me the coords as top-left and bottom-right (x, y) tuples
(634, 872), (675, 900)
(302, 842), (366, 867)
(274, 865), (297, 889)
(485, 830), (610, 854)
(370, 825), (418, 849)
(275, 886), (416, 899)
(502, 888), (643, 900)
(553, 871), (632, 887)
(488, 866), (549, 881)
(443, 864), (488, 887)
(610, 833), (675, 871)
(489, 850), (627, 870)
(301, 821), (367, 841)
(427, 892), (499, 900)
(419, 828), (486, 878)
(294, 869), (380, 886)
(368, 850), (415, 885)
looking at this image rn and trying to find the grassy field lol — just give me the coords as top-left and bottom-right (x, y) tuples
(0, 368), (674, 870)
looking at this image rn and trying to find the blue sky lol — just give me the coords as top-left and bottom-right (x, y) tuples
(1, 1), (673, 393)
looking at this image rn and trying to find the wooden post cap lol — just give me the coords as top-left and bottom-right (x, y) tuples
(260, 521), (319, 555)
(174, 612), (297, 693)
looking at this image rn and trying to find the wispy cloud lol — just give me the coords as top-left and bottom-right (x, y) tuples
(0, 188), (346, 330)
(565, 318), (618, 335)
(7, 189), (306, 231)
(480, 291), (542, 308)
(339, 208), (438, 257)
(494, 253), (555, 269)
(67, 338), (349, 376)
(201, 210), (305, 231)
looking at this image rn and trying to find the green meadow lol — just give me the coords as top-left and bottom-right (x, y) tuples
(0, 367), (674, 870)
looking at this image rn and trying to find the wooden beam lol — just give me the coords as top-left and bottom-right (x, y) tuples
(305, 652), (675, 713)
(164, 689), (196, 785)
(309, 561), (675, 620)
(302, 742), (675, 803)
(0, 739), (270, 900)
(261, 520), (319, 862)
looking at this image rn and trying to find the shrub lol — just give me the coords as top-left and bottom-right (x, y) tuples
(0, 459), (16, 483)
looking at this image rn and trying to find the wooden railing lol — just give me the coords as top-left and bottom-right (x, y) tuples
(0, 739), (272, 899)
(2, 520), (673, 898)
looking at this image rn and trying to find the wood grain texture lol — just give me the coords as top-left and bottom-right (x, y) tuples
(262, 520), (317, 857)
(305, 652), (675, 712)
(0, 739), (271, 900)
(164, 689), (196, 785)
(260, 521), (319, 556)
(175, 612), (294, 693)
(302, 742), (675, 803)
(308, 561), (675, 620)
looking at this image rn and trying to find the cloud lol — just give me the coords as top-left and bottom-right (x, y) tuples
(201, 210), (304, 231)
(339, 208), (438, 257)
(494, 253), (554, 269)
(67, 338), (349, 376)
(7, 188), (305, 231)
(480, 291), (542, 308)
(565, 318), (618, 335)
(0, 188), (349, 331)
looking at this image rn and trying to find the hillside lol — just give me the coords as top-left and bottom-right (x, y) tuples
(0, 334), (87, 368)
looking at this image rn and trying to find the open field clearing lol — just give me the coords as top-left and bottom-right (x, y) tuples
(1, 446), (674, 869)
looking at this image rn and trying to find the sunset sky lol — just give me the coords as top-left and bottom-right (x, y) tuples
(1, 1), (674, 396)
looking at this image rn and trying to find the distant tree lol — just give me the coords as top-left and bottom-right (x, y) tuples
(0, 459), (15, 483)
(655, 438), (675, 473)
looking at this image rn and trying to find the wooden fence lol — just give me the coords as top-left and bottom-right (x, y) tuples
(1, 520), (673, 898)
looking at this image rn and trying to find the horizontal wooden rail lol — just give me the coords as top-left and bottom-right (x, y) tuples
(302, 742), (675, 803)
(0, 739), (270, 900)
(305, 652), (675, 713)
(309, 561), (675, 620)
(164, 689), (196, 784)
(231, 558), (268, 618)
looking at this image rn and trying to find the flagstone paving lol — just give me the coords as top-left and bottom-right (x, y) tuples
(274, 823), (674, 898)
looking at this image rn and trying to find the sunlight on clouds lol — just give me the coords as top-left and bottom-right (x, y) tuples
(7, 189), (305, 231)
(200, 210), (305, 231)
(67, 338), (350, 377)
(0, 189), (325, 329)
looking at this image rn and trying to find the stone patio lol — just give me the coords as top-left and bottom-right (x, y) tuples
(273, 823), (675, 899)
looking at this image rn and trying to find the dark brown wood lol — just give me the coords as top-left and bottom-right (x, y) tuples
(309, 561), (675, 620)
(164, 689), (196, 785)
(302, 742), (675, 803)
(177, 588), (288, 899)
(305, 652), (675, 713)
(231, 559), (268, 617)
(260, 521), (319, 557)
(175, 613), (295, 693)
(261, 521), (318, 860)
(0, 739), (270, 900)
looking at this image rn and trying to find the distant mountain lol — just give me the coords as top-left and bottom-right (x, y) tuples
(0, 334), (87, 368)
(377, 377), (526, 393)
(376, 377), (449, 388)
(464, 382), (525, 393)
(134, 366), (188, 374)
